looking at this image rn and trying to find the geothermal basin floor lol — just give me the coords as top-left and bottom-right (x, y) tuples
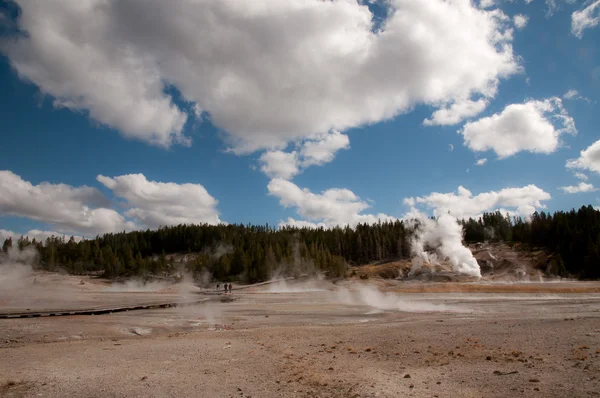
(1, 278), (600, 397)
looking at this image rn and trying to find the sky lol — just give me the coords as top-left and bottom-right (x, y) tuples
(0, 0), (599, 242)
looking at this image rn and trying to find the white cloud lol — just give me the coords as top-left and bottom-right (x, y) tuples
(97, 173), (221, 229)
(572, 0), (600, 38)
(0, 170), (132, 236)
(423, 98), (488, 126)
(2, 0), (520, 152)
(566, 139), (600, 174)
(0, 229), (14, 244)
(300, 131), (350, 167)
(258, 130), (350, 179)
(460, 97), (576, 158)
(563, 89), (590, 103)
(267, 178), (395, 228)
(449, 144), (455, 152)
(514, 14), (529, 29)
(1, 4), (188, 148)
(480, 0), (496, 8)
(535, 0), (578, 17)
(277, 219), (327, 230)
(475, 158), (488, 166)
(27, 229), (84, 242)
(564, 89), (579, 99)
(0, 230), (23, 247)
(559, 182), (598, 194)
(0, 229), (84, 245)
(0, 229), (22, 245)
(574, 172), (588, 181)
(259, 151), (300, 180)
(0, 171), (223, 238)
(404, 197), (416, 207)
(405, 184), (551, 220)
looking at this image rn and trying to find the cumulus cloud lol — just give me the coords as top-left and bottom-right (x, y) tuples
(0, 171), (222, 237)
(1, 3), (188, 148)
(259, 151), (300, 180)
(574, 172), (588, 181)
(514, 14), (529, 29)
(259, 131), (350, 179)
(300, 131), (350, 167)
(559, 182), (598, 194)
(460, 97), (576, 158)
(449, 144), (455, 152)
(97, 173), (222, 229)
(572, 0), (600, 38)
(1, 0), (520, 151)
(423, 98), (488, 126)
(475, 158), (488, 166)
(0, 170), (132, 236)
(404, 184), (551, 220)
(267, 178), (395, 228)
(566, 139), (600, 174)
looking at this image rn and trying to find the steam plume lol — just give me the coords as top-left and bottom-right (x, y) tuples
(0, 246), (37, 289)
(407, 211), (481, 277)
(334, 284), (469, 313)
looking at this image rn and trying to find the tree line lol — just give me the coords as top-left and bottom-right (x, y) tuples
(461, 205), (600, 279)
(2, 205), (599, 280)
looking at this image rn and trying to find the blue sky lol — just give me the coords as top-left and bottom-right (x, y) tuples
(0, 0), (599, 241)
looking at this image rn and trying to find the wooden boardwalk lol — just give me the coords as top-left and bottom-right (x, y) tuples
(0, 298), (210, 319)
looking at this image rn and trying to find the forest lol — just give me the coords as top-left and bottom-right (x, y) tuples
(2, 205), (599, 281)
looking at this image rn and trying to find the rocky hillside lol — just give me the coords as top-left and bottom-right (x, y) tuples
(348, 242), (558, 282)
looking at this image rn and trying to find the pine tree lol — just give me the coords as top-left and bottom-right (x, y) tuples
(2, 237), (12, 252)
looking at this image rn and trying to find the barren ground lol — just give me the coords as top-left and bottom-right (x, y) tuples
(1, 274), (600, 398)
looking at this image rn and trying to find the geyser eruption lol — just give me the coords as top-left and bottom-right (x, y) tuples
(409, 212), (481, 278)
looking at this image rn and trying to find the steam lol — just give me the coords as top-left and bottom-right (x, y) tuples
(204, 243), (233, 260)
(408, 212), (481, 278)
(197, 268), (214, 288)
(260, 275), (470, 313)
(176, 271), (199, 300)
(0, 246), (52, 310)
(105, 279), (171, 292)
(0, 246), (37, 290)
(265, 239), (324, 291)
(266, 278), (326, 293)
(334, 284), (469, 313)
(484, 226), (495, 241)
(174, 271), (223, 326)
(105, 270), (199, 296)
(268, 237), (320, 281)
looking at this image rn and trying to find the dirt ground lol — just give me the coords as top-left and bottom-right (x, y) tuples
(1, 276), (600, 398)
